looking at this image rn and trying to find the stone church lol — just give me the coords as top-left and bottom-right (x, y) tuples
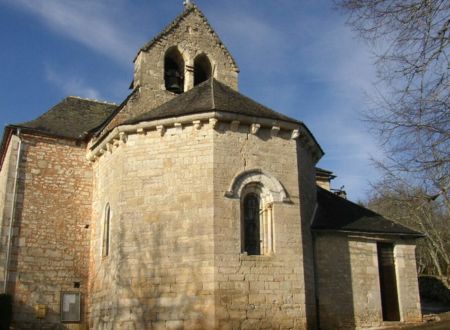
(0, 2), (423, 329)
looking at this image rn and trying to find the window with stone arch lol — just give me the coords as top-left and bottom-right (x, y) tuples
(102, 203), (111, 257)
(194, 53), (212, 86)
(226, 169), (289, 256)
(241, 184), (274, 255)
(164, 47), (185, 94)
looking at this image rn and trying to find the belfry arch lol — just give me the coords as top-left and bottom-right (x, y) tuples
(164, 47), (185, 94)
(194, 53), (212, 86)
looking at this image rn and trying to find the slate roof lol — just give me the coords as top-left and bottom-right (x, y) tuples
(312, 187), (423, 237)
(316, 167), (336, 180)
(11, 97), (117, 140)
(124, 78), (300, 125)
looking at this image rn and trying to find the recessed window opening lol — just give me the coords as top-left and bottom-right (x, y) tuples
(241, 184), (274, 256)
(164, 47), (185, 94)
(243, 193), (261, 255)
(194, 54), (212, 86)
(102, 204), (111, 257)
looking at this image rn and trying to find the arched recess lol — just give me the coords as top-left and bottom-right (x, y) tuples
(225, 169), (290, 203)
(226, 169), (289, 256)
(194, 53), (212, 86)
(164, 47), (185, 94)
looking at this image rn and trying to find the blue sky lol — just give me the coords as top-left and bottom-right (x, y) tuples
(0, 0), (382, 201)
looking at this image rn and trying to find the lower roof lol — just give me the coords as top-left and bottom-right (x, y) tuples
(124, 78), (301, 126)
(11, 96), (117, 140)
(312, 186), (423, 238)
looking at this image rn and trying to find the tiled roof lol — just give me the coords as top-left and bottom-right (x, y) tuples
(312, 187), (423, 237)
(12, 96), (117, 140)
(124, 78), (300, 125)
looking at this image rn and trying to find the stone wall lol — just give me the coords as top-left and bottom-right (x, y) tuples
(105, 8), (239, 133)
(89, 123), (216, 329)
(395, 243), (422, 322)
(6, 134), (92, 329)
(89, 119), (319, 329)
(315, 233), (422, 329)
(0, 135), (20, 290)
(212, 124), (315, 329)
(297, 143), (318, 329)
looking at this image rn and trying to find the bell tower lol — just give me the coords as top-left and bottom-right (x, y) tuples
(132, 2), (239, 100)
(102, 2), (240, 132)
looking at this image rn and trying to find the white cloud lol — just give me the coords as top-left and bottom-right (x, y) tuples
(1, 0), (140, 65)
(45, 66), (102, 100)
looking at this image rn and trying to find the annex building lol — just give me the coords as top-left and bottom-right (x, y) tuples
(0, 3), (423, 329)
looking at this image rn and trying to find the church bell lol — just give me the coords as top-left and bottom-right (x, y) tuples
(165, 68), (183, 93)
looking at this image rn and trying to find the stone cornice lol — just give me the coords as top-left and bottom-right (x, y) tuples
(86, 112), (324, 163)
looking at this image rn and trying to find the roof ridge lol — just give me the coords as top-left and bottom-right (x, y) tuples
(66, 96), (117, 106)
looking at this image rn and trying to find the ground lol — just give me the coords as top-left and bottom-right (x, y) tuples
(384, 300), (450, 330)
(392, 312), (450, 330)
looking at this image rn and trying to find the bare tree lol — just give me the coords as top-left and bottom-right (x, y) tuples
(336, 0), (450, 212)
(368, 182), (450, 276)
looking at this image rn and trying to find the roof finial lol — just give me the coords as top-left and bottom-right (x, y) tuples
(183, 0), (193, 8)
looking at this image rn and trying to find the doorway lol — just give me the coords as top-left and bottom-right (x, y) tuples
(377, 243), (401, 321)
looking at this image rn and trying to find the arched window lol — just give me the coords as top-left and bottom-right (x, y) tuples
(164, 47), (184, 94)
(240, 184), (274, 256)
(102, 204), (111, 257)
(227, 169), (288, 256)
(243, 193), (261, 255)
(194, 54), (212, 86)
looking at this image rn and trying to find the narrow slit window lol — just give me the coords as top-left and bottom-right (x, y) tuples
(102, 204), (110, 257)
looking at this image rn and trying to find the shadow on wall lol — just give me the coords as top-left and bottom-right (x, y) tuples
(90, 209), (212, 329)
(314, 234), (356, 330)
(295, 143), (355, 329)
(0, 294), (12, 330)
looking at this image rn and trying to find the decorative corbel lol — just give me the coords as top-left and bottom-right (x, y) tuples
(291, 129), (300, 140)
(271, 126), (280, 137)
(174, 123), (183, 134)
(119, 132), (128, 144)
(156, 125), (166, 137)
(106, 143), (113, 153)
(209, 118), (219, 128)
(193, 120), (202, 130)
(230, 120), (240, 132)
(250, 123), (261, 135)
